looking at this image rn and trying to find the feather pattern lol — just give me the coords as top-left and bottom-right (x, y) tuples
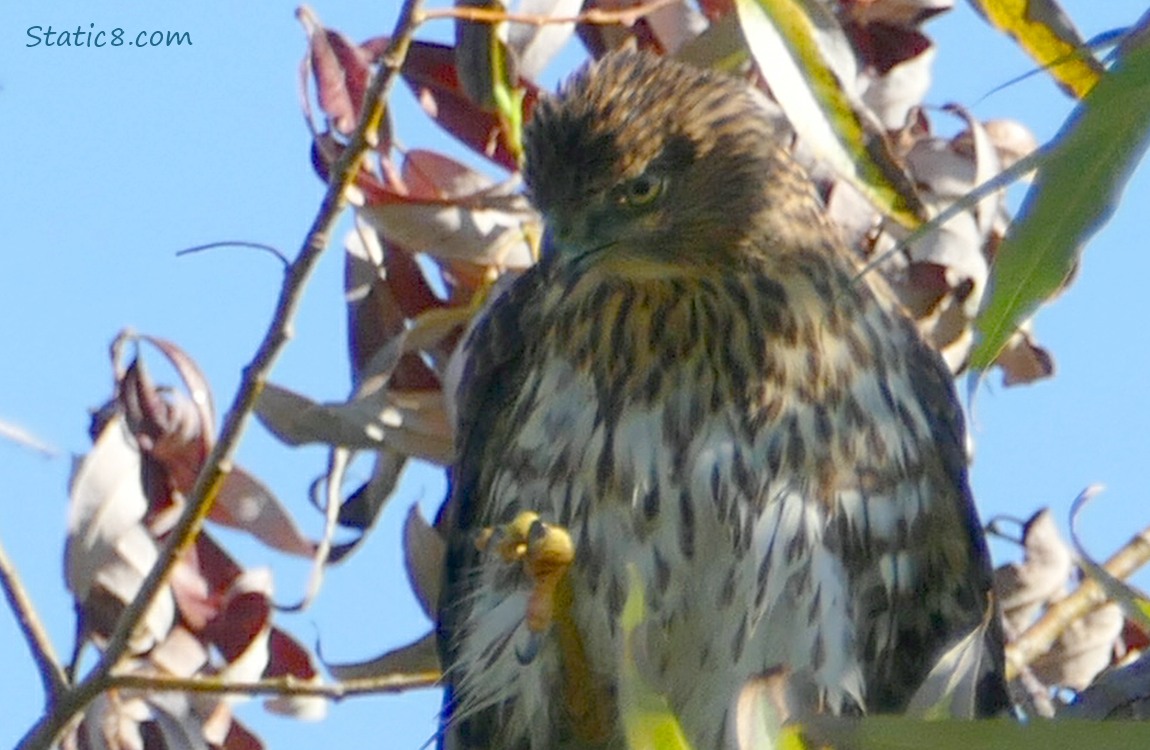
(436, 51), (1006, 750)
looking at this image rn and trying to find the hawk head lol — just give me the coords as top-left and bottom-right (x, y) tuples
(522, 51), (825, 277)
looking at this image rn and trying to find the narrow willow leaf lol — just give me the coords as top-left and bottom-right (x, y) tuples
(905, 605), (996, 719)
(734, 0), (923, 227)
(968, 0), (1104, 99)
(971, 29), (1150, 371)
(620, 565), (695, 750)
(1069, 485), (1150, 635)
(807, 716), (1150, 749)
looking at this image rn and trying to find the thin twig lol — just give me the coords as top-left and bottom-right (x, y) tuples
(108, 670), (439, 699)
(15, 2), (426, 748)
(0, 535), (68, 702)
(176, 240), (291, 269)
(1005, 523), (1150, 681)
(421, 0), (678, 27)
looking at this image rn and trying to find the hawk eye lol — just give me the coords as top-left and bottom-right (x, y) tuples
(620, 174), (665, 207)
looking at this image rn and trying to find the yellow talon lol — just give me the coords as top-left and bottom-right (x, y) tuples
(475, 512), (575, 633)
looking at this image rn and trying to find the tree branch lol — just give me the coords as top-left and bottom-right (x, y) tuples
(1006, 523), (1150, 681)
(15, 2), (426, 748)
(0, 534), (68, 703)
(107, 671), (439, 700)
(421, 0), (678, 27)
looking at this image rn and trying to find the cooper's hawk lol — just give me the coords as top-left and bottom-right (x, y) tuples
(437, 51), (1007, 749)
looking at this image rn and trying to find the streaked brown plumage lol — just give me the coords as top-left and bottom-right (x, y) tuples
(437, 51), (1006, 749)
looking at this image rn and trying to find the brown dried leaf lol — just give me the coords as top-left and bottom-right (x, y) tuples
(329, 448), (408, 562)
(256, 383), (452, 463)
(354, 152), (537, 269)
(205, 568), (273, 667)
(150, 626), (210, 679)
(997, 326), (1055, 386)
(993, 508), (1074, 635)
(402, 504), (445, 621)
(262, 629), (328, 720)
(297, 6), (381, 137)
(855, 27), (933, 130)
(65, 414), (175, 652)
(735, 668), (793, 750)
(840, 0), (953, 27)
(345, 225), (410, 383)
(508, 0), (583, 80)
(325, 629), (440, 682)
(401, 41), (535, 170)
(210, 468), (316, 557)
(1032, 603), (1125, 690)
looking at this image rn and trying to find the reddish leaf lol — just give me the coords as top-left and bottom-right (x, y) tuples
(210, 468), (316, 557)
(266, 628), (319, 680)
(262, 629), (327, 719)
(401, 41), (537, 171)
(219, 719), (264, 750)
(203, 570), (273, 663)
(112, 333), (216, 509)
(846, 20), (931, 74)
(355, 161), (537, 268)
(298, 6), (380, 137)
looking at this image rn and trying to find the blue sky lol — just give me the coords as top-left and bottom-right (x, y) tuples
(1, 2), (1148, 748)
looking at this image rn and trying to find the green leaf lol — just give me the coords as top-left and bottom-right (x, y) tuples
(970, 27), (1150, 371)
(734, 0), (923, 228)
(619, 565), (695, 750)
(968, 0), (1104, 99)
(805, 716), (1150, 749)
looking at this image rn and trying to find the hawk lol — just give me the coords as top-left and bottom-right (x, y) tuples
(436, 51), (1007, 749)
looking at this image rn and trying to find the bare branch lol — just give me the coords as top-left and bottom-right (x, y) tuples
(108, 670), (439, 700)
(176, 240), (291, 268)
(0, 535), (68, 703)
(15, 2), (427, 748)
(420, 0), (678, 27)
(1006, 523), (1150, 680)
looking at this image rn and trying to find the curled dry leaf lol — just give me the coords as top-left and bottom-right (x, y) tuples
(65, 414), (176, 653)
(840, 0), (954, 27)
(297, 6), (383, 137)
(1062, 649), (1150, 719)
(355, 150), (537, 269)
(993, 508), (1075, 636)
(735, 668), (794, 750)
(255, 382), (453, 464)
(212, 468), (316, 558)
(507, 0), (584, 82)
(403, 504), (446, 621)
(324, 630), (440, 683)
(328, 449), (408, 561)
(400, 40), (537, 171)
(262, 629), (328, 720)
(1031, 602), (1125, 691)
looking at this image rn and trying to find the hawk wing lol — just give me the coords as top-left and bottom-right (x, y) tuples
(436, 262), (549, 749)
(841, 313), (1009, 717)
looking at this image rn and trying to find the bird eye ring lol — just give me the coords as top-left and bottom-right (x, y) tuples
(620, 174), (665, 207)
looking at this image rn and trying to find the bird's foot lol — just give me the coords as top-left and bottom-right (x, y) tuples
(475, 511), (575, 659)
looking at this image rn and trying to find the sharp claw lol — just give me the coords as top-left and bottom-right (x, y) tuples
(516, 631), (542, 664)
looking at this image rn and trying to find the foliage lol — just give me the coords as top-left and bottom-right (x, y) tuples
(4, 1), (1150, 749)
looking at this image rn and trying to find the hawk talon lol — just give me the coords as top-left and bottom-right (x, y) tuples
(475, 511), (576, 634)
(515, 631), (543, 665)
